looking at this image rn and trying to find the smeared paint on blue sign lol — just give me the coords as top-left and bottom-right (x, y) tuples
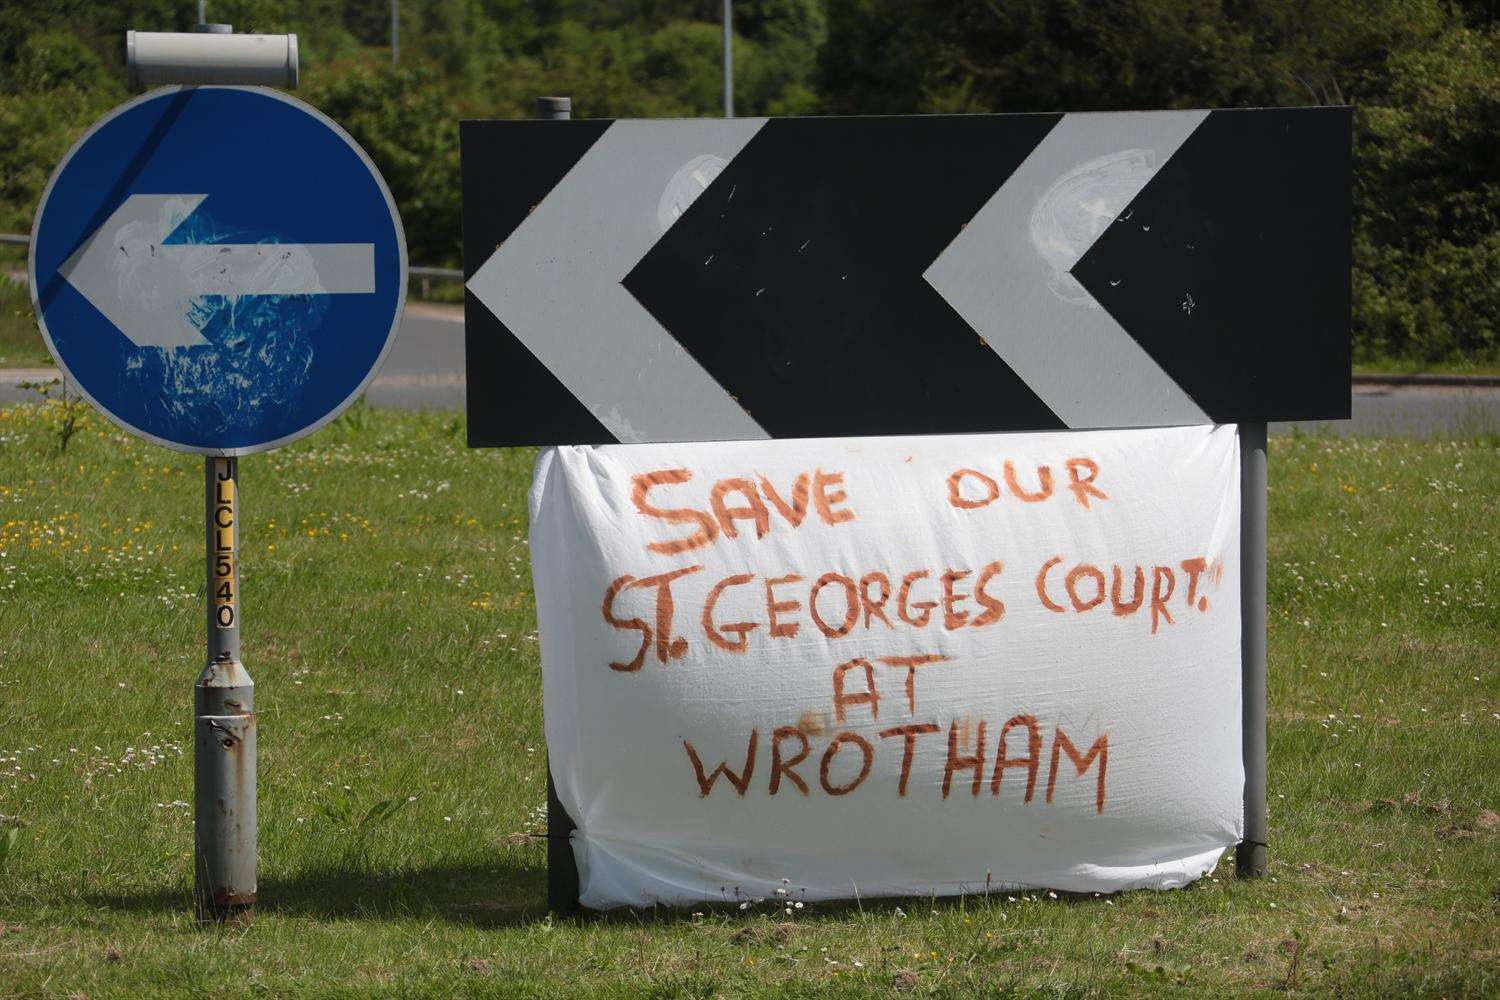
(30, 86), (406, 455)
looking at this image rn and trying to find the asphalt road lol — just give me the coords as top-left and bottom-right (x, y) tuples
(360, 302), (466, 410)
(4, 302), (1496, 439)
(1275, 383), (1499, 439)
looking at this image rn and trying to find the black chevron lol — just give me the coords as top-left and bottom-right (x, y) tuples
(621, 115), (1067, 439)
(1070, 107), (1352, 423)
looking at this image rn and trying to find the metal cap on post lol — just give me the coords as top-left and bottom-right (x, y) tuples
(127, 30), (299, 89)
(536, 96), (572, 121)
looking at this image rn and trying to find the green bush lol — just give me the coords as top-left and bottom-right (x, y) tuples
(306, 62), (462, 267)
(1351, 27), (1500, 364)
(4, 31), (119, 94)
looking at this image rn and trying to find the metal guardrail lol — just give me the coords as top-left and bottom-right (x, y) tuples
(1, 232), (463, 280)
(410, 265), (463, 280)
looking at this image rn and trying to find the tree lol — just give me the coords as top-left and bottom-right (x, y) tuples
(308, 62), (461, 265)
(819, 0), (1500, 364)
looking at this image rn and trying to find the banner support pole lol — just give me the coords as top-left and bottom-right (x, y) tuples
(537, 93), (583, 915)
(1237, 422), (1268, 877)
(546, 770), (580, 914)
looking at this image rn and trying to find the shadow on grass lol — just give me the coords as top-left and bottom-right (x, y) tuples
(87, 857), (550, 928)
(87, 857), (1132, 930)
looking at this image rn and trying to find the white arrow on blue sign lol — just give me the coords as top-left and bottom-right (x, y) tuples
(29, 86), (407, 455)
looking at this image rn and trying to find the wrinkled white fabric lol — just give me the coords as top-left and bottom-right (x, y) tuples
(529, 426), (1242, 909)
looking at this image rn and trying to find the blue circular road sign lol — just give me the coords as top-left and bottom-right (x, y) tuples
(29, 86), (407, 455)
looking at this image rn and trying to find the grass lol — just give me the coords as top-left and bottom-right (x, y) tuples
(1354, 357), (1500, 378)
(0, 403), (1495, 998)
(410, 275), (466, 305)
(0, 279), (49, 371)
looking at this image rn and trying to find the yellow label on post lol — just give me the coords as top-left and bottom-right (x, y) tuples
(213, 466), (236, 630)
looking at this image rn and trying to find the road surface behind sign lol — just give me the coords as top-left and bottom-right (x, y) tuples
(2, 302), (1493, 438)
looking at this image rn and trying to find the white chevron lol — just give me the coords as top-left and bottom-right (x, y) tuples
(466, 120), (769, 444)
(925, 111), (1211, 428)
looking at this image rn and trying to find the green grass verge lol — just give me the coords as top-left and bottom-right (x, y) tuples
(409, 275), (465, 305)
(0, 404), (1495, 998)
(0, 278), (49, 370)
(1354, 357), (1500, 377)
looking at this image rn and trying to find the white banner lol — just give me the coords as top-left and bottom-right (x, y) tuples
(529, 426), (1242, 909)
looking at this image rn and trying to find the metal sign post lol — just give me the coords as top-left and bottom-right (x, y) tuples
(534, 95), (583, 916)
(722, 0), (734, 118)
(195, 457), (256, 919)
(29, 29), (405, 923)
(1237, 423), (1269, 876)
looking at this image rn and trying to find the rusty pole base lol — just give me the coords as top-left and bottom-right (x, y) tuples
(194, 654), (257, 925)
(196, 888), (257, 926)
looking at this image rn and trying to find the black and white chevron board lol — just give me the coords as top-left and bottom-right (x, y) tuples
(461, 108), (1351, 446)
